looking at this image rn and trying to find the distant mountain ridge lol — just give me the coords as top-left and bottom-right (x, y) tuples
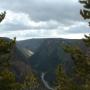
(17, 39), (44, 52)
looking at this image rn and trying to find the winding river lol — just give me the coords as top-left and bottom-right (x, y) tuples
(41, 72), (54, 90)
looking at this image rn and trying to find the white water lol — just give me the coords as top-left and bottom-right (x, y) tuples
(41, 72), (54, 90)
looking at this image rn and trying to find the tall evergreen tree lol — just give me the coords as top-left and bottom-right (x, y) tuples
(55, 0), (90, 90)
(0, 12), (40, 90)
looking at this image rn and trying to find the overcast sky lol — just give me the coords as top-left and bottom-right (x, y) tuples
(0, 0), (90, 40)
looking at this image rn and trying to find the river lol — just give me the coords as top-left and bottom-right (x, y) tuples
(41, 72), (54, 90)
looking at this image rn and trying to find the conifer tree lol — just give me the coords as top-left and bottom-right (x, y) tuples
(0, 11), (22, 90)
(0, 12), (39, 90)
(55, 0), (90, 90)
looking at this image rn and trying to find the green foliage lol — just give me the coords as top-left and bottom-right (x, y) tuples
(0, 11), (6, 22)
(83, 34), (90, 47)
(79, 0), (90, 26)
(55, 65), (77, 90)
(0, 37), (22, 90)
(55, 35), (90, 90)
(55, 1), (90, 89)
(23, 72), (40, 90)
(0, 12), (40, 90)
(0, 38), (16, 68)
(0, 36), (39, 90)
(0, 69), (22, 90)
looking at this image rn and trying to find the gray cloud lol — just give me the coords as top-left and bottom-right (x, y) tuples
(0, 0), (81, 22)
(0, 10), (60, 30)
(65, 22), (90, 33)
(0, 0), (89, 40)
(0, 23), (29, 31)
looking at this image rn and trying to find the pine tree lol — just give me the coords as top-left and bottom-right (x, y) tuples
(55, 0), (90, 90)
(54, 65), (78, 90)
(0, 12), (40, 90)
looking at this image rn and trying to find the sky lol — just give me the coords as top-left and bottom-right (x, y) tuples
(0, 0), (90, 40)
